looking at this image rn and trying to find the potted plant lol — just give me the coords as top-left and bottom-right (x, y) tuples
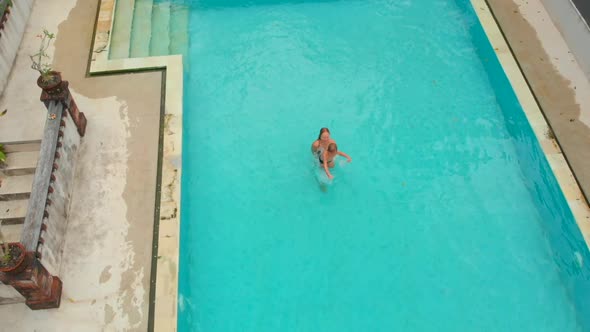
(0, 222), (27, 275)
(30, 29), (62, 94)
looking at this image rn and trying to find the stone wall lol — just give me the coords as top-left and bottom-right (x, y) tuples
(540, 0), (590, 78)
(0, 0), (34, 95)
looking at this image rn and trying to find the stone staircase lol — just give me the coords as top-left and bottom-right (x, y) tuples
(110, 0), (189, 59)
(129, 0), (154, 57)
(0, 140), (41, 244)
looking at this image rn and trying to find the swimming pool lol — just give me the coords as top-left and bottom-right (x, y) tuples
(111, 0), (590, 330)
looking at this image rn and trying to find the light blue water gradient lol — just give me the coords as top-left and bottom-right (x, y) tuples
(175, 0), (590, 331)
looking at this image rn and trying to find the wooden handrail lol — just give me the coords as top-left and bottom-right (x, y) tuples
(21, 101), (61, 252)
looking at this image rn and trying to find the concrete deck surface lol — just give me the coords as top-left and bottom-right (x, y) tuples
(0, 0), (162, 331)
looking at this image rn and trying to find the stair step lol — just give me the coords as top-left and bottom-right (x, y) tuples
(110, 0), (135, 59)
(169, 2), (189, 56)
(0, 174), (34, 200)
(0, 199), (28, 224)
(1, 151), (39, 176)
(0, 223), (24, 242)
(0, 284), (25, 305)
(0, 151), (39, 176)
(130, 0), (154, 57)
(1, 140), (41, 153)
(150, 1), (171, 56)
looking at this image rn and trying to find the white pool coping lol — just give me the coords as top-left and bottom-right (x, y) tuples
(90, 0), (590, 331)
(91, 1), (182, 331)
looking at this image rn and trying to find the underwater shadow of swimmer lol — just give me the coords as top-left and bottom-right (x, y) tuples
(314, 168), (330, 192)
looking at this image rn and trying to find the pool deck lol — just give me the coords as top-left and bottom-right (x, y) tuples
(0, 0), (163, 330)
(0, 0), (589, 331)
(91, 0), (183, 331)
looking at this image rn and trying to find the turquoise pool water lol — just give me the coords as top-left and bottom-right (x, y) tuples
(172, 0), (590, 330)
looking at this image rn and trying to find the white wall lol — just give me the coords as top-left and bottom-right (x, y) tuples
(0, 0), (35, 96)
(540, 0), (590, 79)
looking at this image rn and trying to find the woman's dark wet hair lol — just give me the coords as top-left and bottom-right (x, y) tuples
(317, 127), (331, 140)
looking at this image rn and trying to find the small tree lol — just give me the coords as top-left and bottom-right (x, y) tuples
(29, 29), (56, 83)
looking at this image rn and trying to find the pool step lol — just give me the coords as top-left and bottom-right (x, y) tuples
(110, 0), (135, 59)
(121, 0), (190, 58)
(130, 0), (154, 57)
(169, 2), (189, 56)
(150, 0), (171, 56)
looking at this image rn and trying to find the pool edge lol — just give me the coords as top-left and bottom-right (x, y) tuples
(470, 0), (590, 249)
(90, 1), (182, 331)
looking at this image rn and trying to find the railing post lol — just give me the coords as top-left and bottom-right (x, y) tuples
(0, 252), (62, 310)
(40, 79), (87, 137)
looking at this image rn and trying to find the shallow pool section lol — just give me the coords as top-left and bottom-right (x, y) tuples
(178, 0), (590, 330)
(110, 0), (189, 59)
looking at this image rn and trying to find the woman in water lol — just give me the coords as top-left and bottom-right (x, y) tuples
(311, 127), (336, 161)
(321, 143), (352, 180)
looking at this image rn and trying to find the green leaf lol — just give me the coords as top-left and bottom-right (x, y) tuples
(0, 143), (5, 163)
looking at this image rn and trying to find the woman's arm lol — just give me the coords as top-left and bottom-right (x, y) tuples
(338, 151), (352, 162)
(311, 141), (319, 154)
